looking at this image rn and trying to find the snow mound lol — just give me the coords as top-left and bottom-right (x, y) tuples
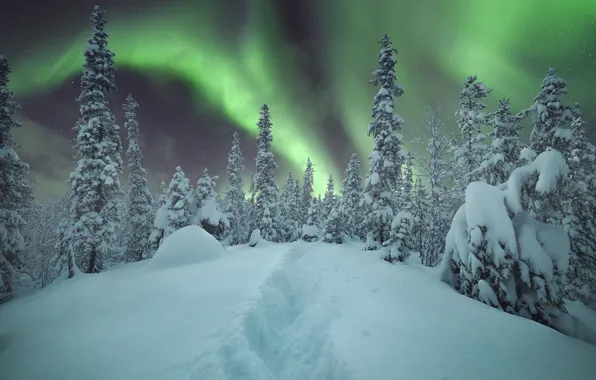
(148, 225), (225, 270)
(249, 229), (262, 247)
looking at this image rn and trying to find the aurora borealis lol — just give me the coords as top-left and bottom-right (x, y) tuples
(3, 0), (595, 198)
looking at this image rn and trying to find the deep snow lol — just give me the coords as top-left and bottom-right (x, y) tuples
(1, 240), (596, 380)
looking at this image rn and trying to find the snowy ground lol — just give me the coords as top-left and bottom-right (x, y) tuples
(2, 239), (596, 380)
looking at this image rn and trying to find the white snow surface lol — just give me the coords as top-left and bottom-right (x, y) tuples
(148, 225), (226, 270)
(2, 242), (596, 380)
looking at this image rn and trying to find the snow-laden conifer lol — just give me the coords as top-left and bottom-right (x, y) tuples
(253, 104), (280, 241)
(222, 132), (247, 245)
(0, 56), (33, 301)
(528, 68), (575, 156)
(301, 158), (314, 225)
(122, 94), (153, 262)
(195, 169), (229, 241)
(476, 99), (522, 186)
(340, 154), (363, 240)
(452, 76), (491, 198)
(361, 33), (405, 250)
(57, 6), (122, 275)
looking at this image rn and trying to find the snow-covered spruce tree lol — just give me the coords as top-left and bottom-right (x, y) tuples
(322, 205), (346, 244)
(441, 150), (571, 328)
(301, 157), (314, 225)
(321, 174), (338, 222)
(528, 68), (575, 157)
(414, 106), (453, 265)
(312, 195), (324, 232)
(279, 172), (301, 242)
(195, 169), (229, 240)
(58, 6), (122, 275)
(477, 99), (522, 186)
(452, 76), (491, 199)
(222, 132), (247, 245)
(384, 211), (415, 263)
(301, 200), (319, 242)
(340, 153), (363, 240)
(253, 104), (280, 241)
(154, 180), (167, 212)
(0, 56), (34, 301)
(361, 33), (405, 251)
(151, 166), (193, 246)
(122, 94), (153, 262)
(564, 116), (596, 305)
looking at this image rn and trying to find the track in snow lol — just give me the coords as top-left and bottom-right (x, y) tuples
(184, 243), (354, 380)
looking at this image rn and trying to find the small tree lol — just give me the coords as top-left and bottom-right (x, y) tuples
(452, 76), (491, 199)
(301, 201), (319, 242)
(528, 68), (574, 157)
(301, 158), (315, 225)
(195, 169), (228, 240)
(340, 154), (363, 240)
(384, 211), (415, 263)
(222, 132), (247, 245)
(321, 174), (338, 227)
(160, 167), (193, 243)
(322, 205), (346, 244)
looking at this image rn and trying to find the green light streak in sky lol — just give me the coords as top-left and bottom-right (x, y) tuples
(11, 0), (339, 194)
(322, 0), (596, 163)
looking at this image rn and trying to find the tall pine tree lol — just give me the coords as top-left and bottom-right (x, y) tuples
(122, 94), (153, 262)
(59, 6), (122, 275)
(223, 132), (247, 245)
(0, 56), (33, 302)
(253, 104), (280, 241)
(361, 33), (405, 250)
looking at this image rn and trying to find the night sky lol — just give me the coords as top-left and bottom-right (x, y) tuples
(2, 0), (595, 198)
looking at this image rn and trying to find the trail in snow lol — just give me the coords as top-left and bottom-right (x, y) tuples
(169, 242), (353, 380)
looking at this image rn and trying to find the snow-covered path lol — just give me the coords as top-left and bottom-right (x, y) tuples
(2, 241), (596, 380)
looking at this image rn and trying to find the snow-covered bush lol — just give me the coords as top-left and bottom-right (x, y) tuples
(301, 203), (319, 242)
(440, 149), (577, 333)
(383, 211), (415, 263)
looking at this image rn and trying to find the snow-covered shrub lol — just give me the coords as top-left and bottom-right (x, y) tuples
(384, 211), (415, 263)
(440, 149), (578, 333)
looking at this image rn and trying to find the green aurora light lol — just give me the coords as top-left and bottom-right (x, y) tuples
(9, 0), (596, 195)
(321, 0), (596, 161)
(10, 0), (340, 194)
